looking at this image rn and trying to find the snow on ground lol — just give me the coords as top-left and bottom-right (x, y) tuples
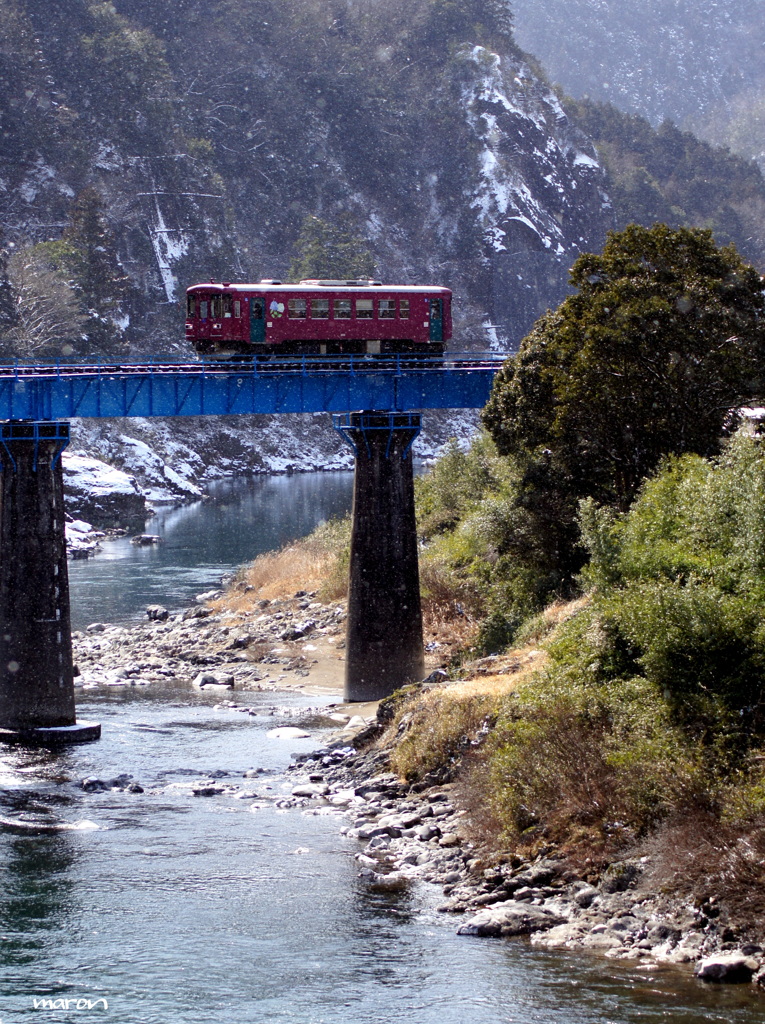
(63, 452), (147, 527)
(63, 454), (141, 496)
(65, 517), (104, 558)
(116, 434), (203, 501)
(62, 408), (481, 531)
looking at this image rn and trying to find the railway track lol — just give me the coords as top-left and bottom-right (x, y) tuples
(0, 352), (505, 379)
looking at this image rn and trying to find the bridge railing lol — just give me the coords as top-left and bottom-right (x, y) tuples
(0, 351), (508, 379)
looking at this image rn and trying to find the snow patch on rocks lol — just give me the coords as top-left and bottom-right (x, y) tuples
(63, 454), (147, 526)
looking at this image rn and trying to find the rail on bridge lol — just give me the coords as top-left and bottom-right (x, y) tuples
(0, 352), (506, 739)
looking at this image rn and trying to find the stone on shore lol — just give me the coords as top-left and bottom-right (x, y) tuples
(456, 900), (565, 938)
(291, 783), (329, 798)
(694, 953), (760, 983)
(192, 672), (234, 689)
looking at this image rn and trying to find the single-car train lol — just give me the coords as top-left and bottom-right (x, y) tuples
(185, 279), (451, 359)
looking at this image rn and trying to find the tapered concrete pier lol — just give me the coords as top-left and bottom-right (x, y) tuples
(335, 412), (424, 702)
(0, 422), (99, 743)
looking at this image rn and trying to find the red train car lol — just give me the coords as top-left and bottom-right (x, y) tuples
(185, 279), (451, 358)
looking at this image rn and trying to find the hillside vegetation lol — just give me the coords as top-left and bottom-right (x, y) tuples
(512, 0), (765, 169)
(2, 0), (765, 360)
(220, 224), (765, 933)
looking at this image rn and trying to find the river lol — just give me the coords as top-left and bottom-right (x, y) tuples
(1, 474), (763, 1023)
(67, 472), (355, 631)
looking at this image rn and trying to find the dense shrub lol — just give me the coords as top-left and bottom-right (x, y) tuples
(485, 665), (701, 856)
(416, 431), (581, 645)
(579, 432), (765, 737)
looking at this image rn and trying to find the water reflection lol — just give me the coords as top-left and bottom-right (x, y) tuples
(68, 471), (354, 630)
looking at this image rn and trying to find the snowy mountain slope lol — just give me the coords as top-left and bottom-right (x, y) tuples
(63, 408), (479, 518)
(0, 0), (613, 354)
(511, 0), (765, 162)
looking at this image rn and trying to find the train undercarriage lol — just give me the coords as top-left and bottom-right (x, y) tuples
(193, 338), (446, 362)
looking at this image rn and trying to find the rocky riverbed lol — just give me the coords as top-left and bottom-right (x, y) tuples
(71, 590), (765, 994)
(73, 589), (351, 698)
(284, 737), (765, 991)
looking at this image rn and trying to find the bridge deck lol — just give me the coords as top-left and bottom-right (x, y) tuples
(0, 353), (504, 420)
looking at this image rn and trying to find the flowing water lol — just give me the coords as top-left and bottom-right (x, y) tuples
(1, 474), (763, 1023)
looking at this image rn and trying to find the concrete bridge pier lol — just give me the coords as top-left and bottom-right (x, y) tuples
(334, 412), (424, 702)
(0, 421), (100, 743)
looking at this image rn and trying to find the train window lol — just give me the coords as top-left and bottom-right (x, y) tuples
(210, 295), (221, 319)
(288, 298), (307, 318)
(234, 300), (241, 318)
(399, 299), (410, 319)
(312, 298), (329, 319)
(199, 300), (208, 320)
(379, 299), (395, 319)
(430, 298), (442, 319)
(334, 298), (351, 319)
(356, 298), (373, 319)
(252, 298), (264, 319)
(187, 294), (196, 317)
(223, 294), (233, 317)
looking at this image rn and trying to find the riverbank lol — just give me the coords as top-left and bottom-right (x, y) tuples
(287, 714), (765, 990)
(139, 523), (764, 990)
(74, 590), (349, 701)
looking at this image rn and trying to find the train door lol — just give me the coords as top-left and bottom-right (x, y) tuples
(429, 298), (443, 342)
(249, 295), (265, 345)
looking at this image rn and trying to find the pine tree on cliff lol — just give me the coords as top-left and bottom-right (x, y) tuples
(0, 231), (17, 346)
(289, 215), (375, 282)
(63, 187), (130, 356)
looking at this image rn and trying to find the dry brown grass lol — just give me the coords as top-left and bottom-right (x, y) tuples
(422, 607), (480, 663)
(641, 809), (765, 942)
(389, 686), (500, 781)
(212, 520), (350, 615)
(515, 595), (591, 644)
(387, 631), (554, 781)
(450, 651), (546, 699)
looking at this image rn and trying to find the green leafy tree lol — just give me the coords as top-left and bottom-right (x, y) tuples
(289, 215), (375, 282)
(484, 224), (765, 514)
(577, 433), (765, 735)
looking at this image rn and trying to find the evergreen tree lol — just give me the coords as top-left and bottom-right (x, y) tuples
(565, 98), (765, 266)
(288, 215), (375, 282)
(484, 223), (765, 513)
(62, 187), (129, 355)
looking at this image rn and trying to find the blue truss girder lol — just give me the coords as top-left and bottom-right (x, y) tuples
(0, 355), (503, 420)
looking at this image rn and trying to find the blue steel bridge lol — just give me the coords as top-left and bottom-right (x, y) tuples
(0, 351), (506, 740)
(0, 352), (504, 421)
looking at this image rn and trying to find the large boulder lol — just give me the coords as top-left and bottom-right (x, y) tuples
(456, 900), (565, 938)
(695, 953), (760, 983)
(64, 454), (147, 526)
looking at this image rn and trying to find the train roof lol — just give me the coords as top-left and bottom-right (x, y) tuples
(187, 280), (451, 293)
